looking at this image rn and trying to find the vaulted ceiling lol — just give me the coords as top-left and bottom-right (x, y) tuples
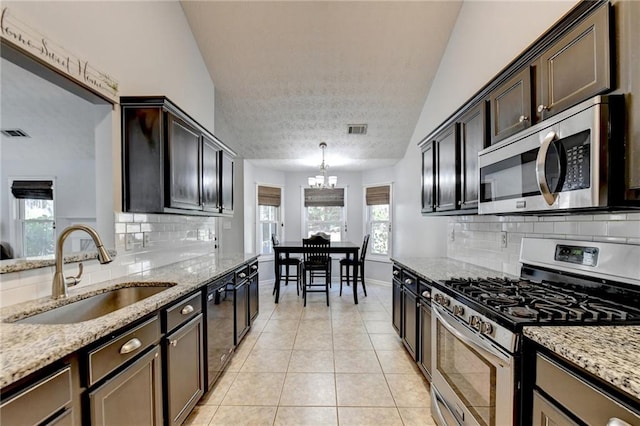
(181, 1), (462, 172)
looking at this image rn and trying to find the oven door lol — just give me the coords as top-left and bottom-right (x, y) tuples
(431, 305), (514, 426)
(478, 100), (605, 214)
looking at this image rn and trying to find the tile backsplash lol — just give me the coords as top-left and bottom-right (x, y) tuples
(447, 212), (640, 276)
(0, 213), (217, 308)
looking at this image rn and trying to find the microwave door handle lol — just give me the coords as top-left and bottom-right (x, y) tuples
(536, 131), (558, 206)
(433, 306), (510, 366)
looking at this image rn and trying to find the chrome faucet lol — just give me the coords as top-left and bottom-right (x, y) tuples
(52, 224), (113, 299)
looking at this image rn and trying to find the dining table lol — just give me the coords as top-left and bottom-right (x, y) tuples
(273, 241), (361, 304)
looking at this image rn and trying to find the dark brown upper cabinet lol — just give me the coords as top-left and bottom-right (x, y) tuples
(489, 67), (533, 145)
(121, 97), (235, 216)
(458, 102), (487, 210)
(434, 124), (460, 213)
(421, 141), (435, 214)
(535, 4), (611, 121)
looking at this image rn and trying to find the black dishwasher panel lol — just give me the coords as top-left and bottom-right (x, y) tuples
(205, 273), (235, 390)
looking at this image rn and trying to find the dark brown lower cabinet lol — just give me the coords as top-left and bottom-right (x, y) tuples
(392, 278), (402, 335)
(89, 346), (163, 426)
(234, 279), (250, 345)
(249, 273), (259, 323)
(165, 314), (205, 426)
(418, 300), (432, 380)
(401, 288), (418, 360)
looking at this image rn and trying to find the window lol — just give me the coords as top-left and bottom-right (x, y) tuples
(303, 188), (345, 241)
(11, 180), (56, 257)
(365, 185), (391, 257)
(257, 185), (281, 255)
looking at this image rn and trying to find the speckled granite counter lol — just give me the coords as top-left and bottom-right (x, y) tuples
(0, 249), (118, 274)
(0, 252), (257, 388)
(390, 256), (516, 282)
(524, 326), (640, 402)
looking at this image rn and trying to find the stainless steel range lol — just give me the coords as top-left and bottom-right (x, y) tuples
(430, 238), (640, 426)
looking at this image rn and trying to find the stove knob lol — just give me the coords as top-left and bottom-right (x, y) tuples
(434, 294), (442, 304)
(481, 322), (494, 335)
(453, 305), (465, 317)
(469, 316), (481, 330)
(441, 297), (451, 308)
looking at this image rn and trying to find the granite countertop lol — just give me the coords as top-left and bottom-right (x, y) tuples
(390, 256), (516, 282)
(524, 326), (640, 402)
(0, 249), (119, 274)
(0, 252), (258, 388)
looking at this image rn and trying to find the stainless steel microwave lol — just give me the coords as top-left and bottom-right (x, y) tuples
(478, 95), (639, 214)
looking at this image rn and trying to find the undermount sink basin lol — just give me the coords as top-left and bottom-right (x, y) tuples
(14, 284), (175, 325)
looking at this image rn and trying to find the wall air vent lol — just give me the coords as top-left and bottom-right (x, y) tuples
(1, 129), (30, 138)
(347, 124), (367, 135)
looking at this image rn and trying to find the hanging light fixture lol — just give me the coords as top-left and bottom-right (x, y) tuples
(308, 142), (337, 189)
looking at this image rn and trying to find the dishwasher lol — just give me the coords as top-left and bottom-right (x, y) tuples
(205, 273), (235, 389)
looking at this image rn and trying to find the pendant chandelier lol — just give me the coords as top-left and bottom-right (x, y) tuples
(308, 142), (337, 189)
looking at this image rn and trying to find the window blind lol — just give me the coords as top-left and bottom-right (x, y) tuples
(257, 185), (281, 206)
(366, 185), (390, 205)
(304, 188), (344, 207)
(11, 180), (54, 200)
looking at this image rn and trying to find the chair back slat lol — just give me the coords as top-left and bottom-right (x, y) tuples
(359, 234), (370, 263)
(302, 234), (330, 263)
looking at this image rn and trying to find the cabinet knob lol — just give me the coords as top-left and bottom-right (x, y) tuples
(170, 339), (178, 347)
(607, 418), (632, 426)
(181, 304), (194, 315)
(404, 278), (413, 285)
(238, 272), (247, 278)
(518, 115), (529, 123)
(119, 338), (142, 354)
(537, 104), (549, 113)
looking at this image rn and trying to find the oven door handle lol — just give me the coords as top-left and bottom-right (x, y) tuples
(434, 305), (511, 367)
(535, 130), (559, 206)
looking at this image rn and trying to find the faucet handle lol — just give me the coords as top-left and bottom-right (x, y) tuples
(65, 263), (84, 287)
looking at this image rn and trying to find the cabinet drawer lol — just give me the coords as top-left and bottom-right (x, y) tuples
(165, 292), (202, 332)
(235, 265), (249, 282)
(248, 261), (258, 277)
(536, 353), (640, 425)
(0, 366), (72, 426)
(88, 315), (160, 386)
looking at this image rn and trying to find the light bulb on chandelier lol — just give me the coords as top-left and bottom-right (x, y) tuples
(308, 142), (337, 189)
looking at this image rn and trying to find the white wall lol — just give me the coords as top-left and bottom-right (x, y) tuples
(392, 0), (579, 261)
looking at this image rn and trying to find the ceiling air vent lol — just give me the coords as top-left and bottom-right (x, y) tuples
(1, 129), (30, 138)
(347, 124), (367, 135)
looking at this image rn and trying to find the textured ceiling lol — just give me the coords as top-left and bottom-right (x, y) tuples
(181, 1), (462, 172)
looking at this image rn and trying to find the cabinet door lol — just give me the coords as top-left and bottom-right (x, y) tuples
(537, 4), (610, 121)
(167, 114), (201, 210)
(220, 152), (234, 215)
(401, 289), (417, 360)
(165, 314), (205, 426)
(421, 142), (435, 214)
(201, 135), (220, 213)
(419, 302), (432, 380)
(435, 125), (459, 212)
(248, 273), (259, 323)
(392, 279), (402, 335)
(89, 346), (162, 426)
(458, 103), (487, 210)
(234, 281), (249, 345)
(532, 391), (578, 426)
(489, 67), (532, 144)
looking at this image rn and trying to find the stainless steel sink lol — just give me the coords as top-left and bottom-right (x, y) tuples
(14, 284), (175, 324)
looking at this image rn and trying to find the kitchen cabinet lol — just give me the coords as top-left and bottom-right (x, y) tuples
(401, 272), (418, 360)
(458, 102), (487, 210)
(418, 298), (432, 380)
(121, 96), (235, 216)
(434, 125), (459, 212)
(234, 266), (250, 345)
(536, 4), (611, 121)
(392, 267), (402, 335)
(163, 292), (204, 426)
(421, 141), (435, 214)
(248, 261), (259, 322)
(489, 66), (533, 145)
(89, 346), (163, 426)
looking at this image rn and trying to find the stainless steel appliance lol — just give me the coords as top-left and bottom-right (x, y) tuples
(205, 273), (235, 389)
(430, 238), (640, 426)
(478, 95), (639, 214)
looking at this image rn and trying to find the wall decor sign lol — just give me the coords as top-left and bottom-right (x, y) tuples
(0, 7), (119, 102)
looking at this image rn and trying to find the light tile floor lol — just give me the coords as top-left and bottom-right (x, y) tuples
(185, 279), (436, 425)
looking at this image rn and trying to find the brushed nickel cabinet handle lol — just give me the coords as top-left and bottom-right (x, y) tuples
(238, 272), (247, 278)
(518, 115), (528, 123)
(119, 338), (142, 354)
(181, 305), (194, 315)
(537, 104), (548, 113)
(607, 418), (632, 426)
(170, 339), (178, 347)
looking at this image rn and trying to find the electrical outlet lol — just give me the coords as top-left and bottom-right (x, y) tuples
(500, 231), (507, 248)
(449, 229), (455, 242)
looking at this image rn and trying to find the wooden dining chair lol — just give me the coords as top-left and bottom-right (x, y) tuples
(302, 234), (331, 306)
(271, 234), (303, 296)
(339, 234), (369, 297)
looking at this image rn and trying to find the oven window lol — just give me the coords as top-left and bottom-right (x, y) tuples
(437, 322), (496, 426)
(480, 148), (539, 202)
